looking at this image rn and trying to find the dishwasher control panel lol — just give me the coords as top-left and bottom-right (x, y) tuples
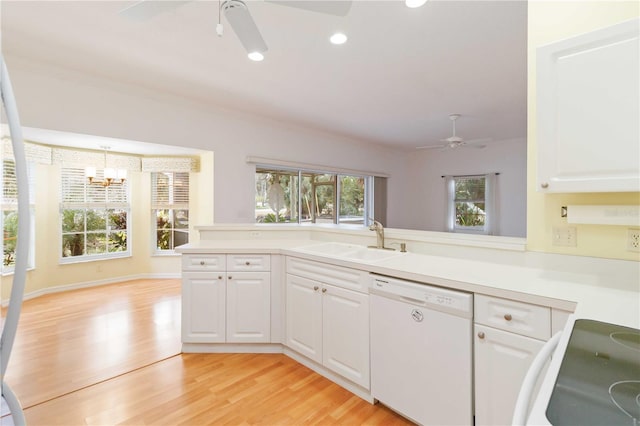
(370, 274), (473, 317)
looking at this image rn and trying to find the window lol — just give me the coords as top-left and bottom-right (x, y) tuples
(445, 174), (496, 234)
(255, 167), (371, 225)
(2, 159), (35, 273)
(60, 167), (130, 261)
(152, 172), (189, 251)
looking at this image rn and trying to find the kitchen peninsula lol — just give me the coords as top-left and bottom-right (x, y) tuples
(177, 224), (639, 425)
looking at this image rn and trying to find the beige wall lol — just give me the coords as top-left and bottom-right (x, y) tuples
(527, 1), (640, 260)
(1, 151), (213, 300)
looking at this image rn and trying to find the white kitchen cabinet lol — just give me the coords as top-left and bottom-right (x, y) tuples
(181, 254), (271, 344)
(182, 272), (226, 343)
(322, 284), (369, 387)
(285, 257), (370, 389)
(474, 294), (551, 426)
(474, 324), (545, 426)
(537, 18), (640, 193)
(285, 274), (323, 362)
(226, 271), (271, 343)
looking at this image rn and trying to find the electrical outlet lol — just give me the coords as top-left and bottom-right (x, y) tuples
(552, 226), (577, 247)
(627, 229), (640, 252)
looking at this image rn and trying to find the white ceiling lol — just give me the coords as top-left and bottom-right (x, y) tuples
(1, 0), (527, 150)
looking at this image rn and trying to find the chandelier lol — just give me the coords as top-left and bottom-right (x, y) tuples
(85, 146), (127, 187)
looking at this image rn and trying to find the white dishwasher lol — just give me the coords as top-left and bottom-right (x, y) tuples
(370, 274), (473, 426)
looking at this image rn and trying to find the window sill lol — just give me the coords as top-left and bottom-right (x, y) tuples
(59, 252), (131, 265)
(152, 251), (181, 257)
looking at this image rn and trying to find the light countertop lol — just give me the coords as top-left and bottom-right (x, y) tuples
(177, 240), (640, 329)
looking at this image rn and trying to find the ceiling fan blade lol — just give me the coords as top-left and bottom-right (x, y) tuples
(119, 0), (192, 20)
(416, 144), (447, 150)
(266, 1), (352, 16)
(464, 137), (492, 145)
(224, 1), (268, 55)
(462, 143), (487, 149)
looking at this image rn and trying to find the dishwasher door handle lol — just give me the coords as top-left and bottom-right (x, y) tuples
(400, 295), (426, 306)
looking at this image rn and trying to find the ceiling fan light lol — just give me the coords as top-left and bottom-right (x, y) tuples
(405, 0), (427, 8)
(330, 32), (347, 45)
(248, 51), (264, 61)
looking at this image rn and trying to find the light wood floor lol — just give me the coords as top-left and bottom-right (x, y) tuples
(2, 279), (412, 425)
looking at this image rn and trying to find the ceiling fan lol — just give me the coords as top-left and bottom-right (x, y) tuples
(119, 0), (353, 61)
(417, 114), (492, 150)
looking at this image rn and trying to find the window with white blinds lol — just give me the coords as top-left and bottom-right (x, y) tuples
(151, 172), (189, 251)
(60, 167), (130, 261)
(2, 159), (35, 272)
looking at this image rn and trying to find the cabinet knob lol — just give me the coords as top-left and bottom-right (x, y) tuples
(200, 260), (205, 266)
(228, 276), (232, 280)
(504, 314), (513, 321)
(245, 261), (250, 266)
(540, 182), (549, 189)
(322, 288), (327, 293)
(478, 332), (485, 339)
(313, 286), (319, 291)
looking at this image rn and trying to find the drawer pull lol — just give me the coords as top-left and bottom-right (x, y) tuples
(199, 260), (205, 266)
(504, 314), (513, 321)
(313, 286), (319, 291)
(478, 332), (485, 339)
(322, 288), (327, 293)
(245, 261), (251, 266)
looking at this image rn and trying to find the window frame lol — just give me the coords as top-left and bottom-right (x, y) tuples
(255, 166), (373, 226)
(59, 166), (131, 264)
(151, 171), (190, 254)
(445, 173), (496, 235)
(1, 159), (36, 274)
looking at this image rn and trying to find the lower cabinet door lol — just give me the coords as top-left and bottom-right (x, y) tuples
(226, 271), (271, 343)
(322, 284), (370, 389)
(285, 274), (322, 363)
(182, 272), (226, 343)
(474, 324), (545, 426)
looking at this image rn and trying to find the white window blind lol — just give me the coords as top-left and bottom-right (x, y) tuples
(151, 172), (189, 209)
(61, 167), (128, 208)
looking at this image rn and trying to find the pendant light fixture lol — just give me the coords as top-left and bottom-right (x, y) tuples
(85, 146), (127, 187)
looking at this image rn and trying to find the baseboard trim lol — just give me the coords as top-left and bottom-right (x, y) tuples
(2, 273), (181, 306)
(182, 343), (283, 354)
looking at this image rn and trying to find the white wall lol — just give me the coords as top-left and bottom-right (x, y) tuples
(403, 138), (527, 237)
(5, 55), (409, 226)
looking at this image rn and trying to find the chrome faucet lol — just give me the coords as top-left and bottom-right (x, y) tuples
(368, 218), (387, 250)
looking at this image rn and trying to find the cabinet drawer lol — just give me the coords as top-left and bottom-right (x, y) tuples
(286, 257), (368, 293)
(226, 254), (271, 271)
(182, 254), (226, 272)
(475, 295), (550, 340)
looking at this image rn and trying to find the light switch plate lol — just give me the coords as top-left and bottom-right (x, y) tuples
(552, 226), (577, 247)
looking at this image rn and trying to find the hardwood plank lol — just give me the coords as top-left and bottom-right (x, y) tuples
(3, 278), (413, 425)
(24, 354), (413, 425)
(4, 279), (182, 408)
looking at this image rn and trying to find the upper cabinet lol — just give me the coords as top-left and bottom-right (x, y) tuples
(537, 18), (639, 193)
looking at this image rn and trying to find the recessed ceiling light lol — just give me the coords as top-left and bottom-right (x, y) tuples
(330, 32), (348, 45)
(406, 0), (427, 8)
(248, 51), (264, 61)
